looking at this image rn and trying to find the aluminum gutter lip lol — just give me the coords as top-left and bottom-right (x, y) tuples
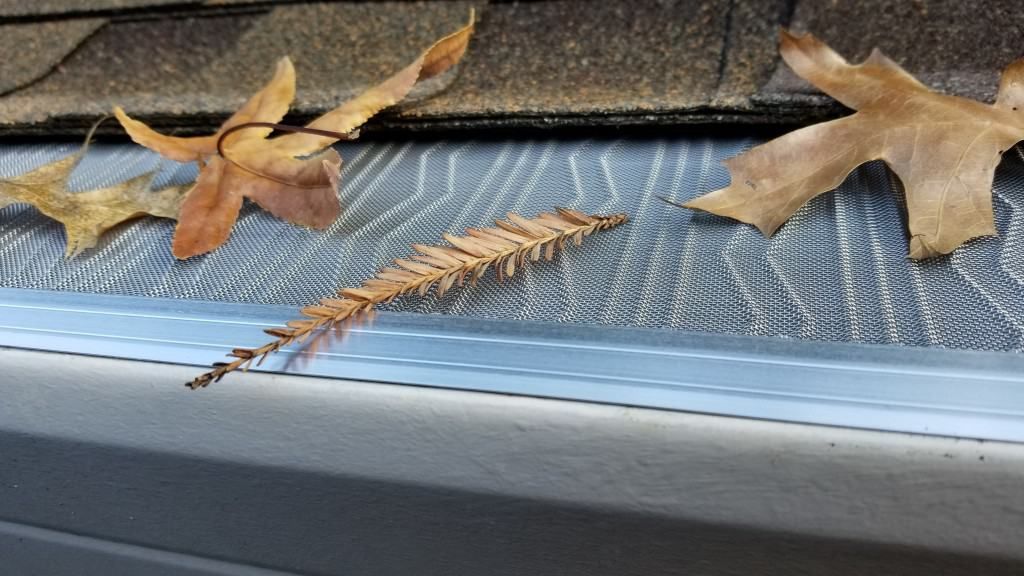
(2, 287), (1024, 443)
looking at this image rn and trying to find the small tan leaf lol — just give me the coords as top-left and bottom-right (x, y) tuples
(413, 244), (464, 266)
(0, 135), (187, 257)
(443, 233), (490, 257)
(481, 226), (530, 244)
(395, 258), (441, 275)
(341, 288), (381, 302)
(441, 271), (459, 293)
(544, 240), (555, 261)
(530, 242), (543, 262)
(462, 231), (509, 252)
(411, 254), (456, 269)
(507, 212), (552, 237)
(465, 228), (517, 248)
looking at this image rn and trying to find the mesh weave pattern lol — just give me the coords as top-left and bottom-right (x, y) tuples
(2, 138), (1024, 351)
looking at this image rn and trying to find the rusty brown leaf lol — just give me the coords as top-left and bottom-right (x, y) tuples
(115, 11), (475, 259)
(678, 30), (1024, 260)
(0, 129), (188, 257)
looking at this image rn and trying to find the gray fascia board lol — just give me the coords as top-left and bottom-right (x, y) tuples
(1, 347), (1024, 570)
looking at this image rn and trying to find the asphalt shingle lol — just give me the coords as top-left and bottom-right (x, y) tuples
(0, 18), (105, 97)
(0, 0), (1020, 135)
(758, 1), (1024, 114)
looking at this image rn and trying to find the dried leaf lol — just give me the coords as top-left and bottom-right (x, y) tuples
(0, 129), (188, 257)
(115, 11), (475, 259)
(678, 30), (1024, 260)
(187, 207), (628, 388)
(114, 57), (296, 163)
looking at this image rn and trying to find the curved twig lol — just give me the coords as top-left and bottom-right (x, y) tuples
(214, 122), (359, 189)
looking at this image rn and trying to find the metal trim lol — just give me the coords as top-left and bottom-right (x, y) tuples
(2, 287), (1024, 442)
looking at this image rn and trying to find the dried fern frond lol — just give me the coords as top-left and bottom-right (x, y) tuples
(188, 208), (628, 388)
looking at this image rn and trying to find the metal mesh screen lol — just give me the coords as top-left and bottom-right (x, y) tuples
(2, 138), (1024, 352)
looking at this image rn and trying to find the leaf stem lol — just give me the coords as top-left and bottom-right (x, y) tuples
(214, 122), (359, 189)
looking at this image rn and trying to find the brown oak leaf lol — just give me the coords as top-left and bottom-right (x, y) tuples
(678, 31), (1024, 260)
(0, 129), (188, 257)
(115, 11), (475, 259)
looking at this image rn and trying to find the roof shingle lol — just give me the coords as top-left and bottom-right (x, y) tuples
(0, 18), (105, 97)
(0, 0), (1021, 135)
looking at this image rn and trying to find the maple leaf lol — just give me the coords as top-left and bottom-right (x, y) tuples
(0, 128), (188, 257)
(115, 11), (475, 259)
(677, 31), (1024, 260)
